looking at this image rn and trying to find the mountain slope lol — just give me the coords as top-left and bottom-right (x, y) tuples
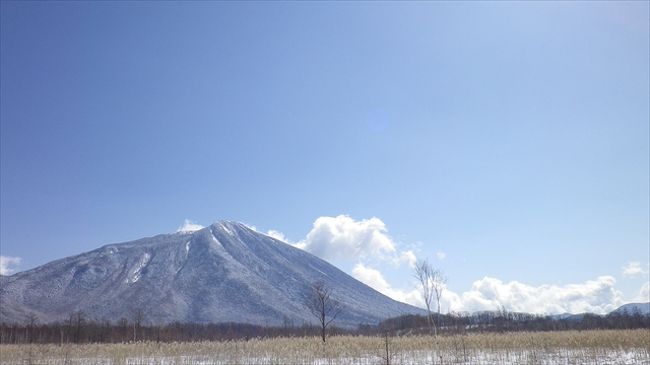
(0, 221), (422, 326)
(609, 302), (650, 316)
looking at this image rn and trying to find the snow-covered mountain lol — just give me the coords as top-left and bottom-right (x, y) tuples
(0, 221), (423, 327)
(609, 302), (650, 316)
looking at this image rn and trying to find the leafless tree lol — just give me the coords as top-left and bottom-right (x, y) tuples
(305, 281), (342, 343)
(132, 308), (144, 342)
(382, 332), (392, 365)
(117, 317), (128, 342)
(68, 311), (85, 343)
(432, 270), (447, 319)
(414, 260), (445, 336)
(25, 314), (38, 344)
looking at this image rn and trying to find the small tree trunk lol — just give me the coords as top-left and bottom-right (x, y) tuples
(384, 332), (391, 365)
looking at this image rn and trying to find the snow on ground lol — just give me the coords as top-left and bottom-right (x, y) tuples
(15, 349), (649, 365)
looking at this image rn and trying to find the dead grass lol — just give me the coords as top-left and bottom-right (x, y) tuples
(1, 329), (648, 364)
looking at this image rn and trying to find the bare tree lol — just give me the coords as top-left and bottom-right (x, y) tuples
(118, 317), (128, 343)
(25, 314), (37, 344)
(432, 270), (447, 319)
(68, 311), (85, 344)
(414, 260), (445, 336)
(382, 332), (392, 365)
(132, 308), (144, 342)
(305, 281), (342, 343)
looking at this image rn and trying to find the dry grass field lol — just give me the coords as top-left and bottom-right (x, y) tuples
(1, 329), (648, 365)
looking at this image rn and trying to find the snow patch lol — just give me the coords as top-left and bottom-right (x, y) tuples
(47, 349), (649, 365)
(126, 253), (151, 284)
(308, 264), (329, 277)
(210, 232), (223, 247)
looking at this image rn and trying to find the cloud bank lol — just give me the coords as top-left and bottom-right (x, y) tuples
(448, 276), (624, 314)
(0, 256), (22, 275)
(352, 263), (624, 315)
(263, 215), (635, 315)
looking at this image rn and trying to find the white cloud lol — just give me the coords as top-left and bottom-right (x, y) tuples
(635, 282), (650, 303)
(436, 251), (447, 260)
(0, 256), (22, 275)
(295, 215), (397, 261)
(176, 219), (204, 233)
(622, 261), (648, 278)
(264, 216), (424, 269)
(352, 263), (423, 307)
(393, 250), (418, 268)
(266, 230), (290, 243)
(452, 276), (623, 314)
(353, 262), (624, 315)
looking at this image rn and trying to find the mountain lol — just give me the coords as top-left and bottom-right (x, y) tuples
(609, 303), (650, 316)
(0, 221), (422, 327)
(548, 313), (587, 321)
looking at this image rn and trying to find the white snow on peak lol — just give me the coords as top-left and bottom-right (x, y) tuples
(220, 223), (234, 236)
(126, 253), (151, 284)
(176, 219), (204, 233)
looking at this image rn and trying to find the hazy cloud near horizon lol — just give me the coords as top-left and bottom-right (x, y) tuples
(353, 263), (627, 315)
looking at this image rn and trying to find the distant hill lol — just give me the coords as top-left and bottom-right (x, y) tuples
(609, 302), (650, 316)
(549, 313), (587, 321)
(0, 221), (423, 327)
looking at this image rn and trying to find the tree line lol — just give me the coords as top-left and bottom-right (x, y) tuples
(0, 281), (348, 345)
(0, 313), (353, 345)
(366, 309), (650, 335)
(1, 309), (647, 345)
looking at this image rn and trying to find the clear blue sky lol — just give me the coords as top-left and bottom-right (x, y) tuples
(1, 1), (648, 313)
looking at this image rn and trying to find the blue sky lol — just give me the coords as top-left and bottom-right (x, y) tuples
(1, 1), (648, 313)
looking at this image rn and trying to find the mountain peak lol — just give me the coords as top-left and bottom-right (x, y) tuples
(210, 220), (250, 234)
(175, 219), (249, 235)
